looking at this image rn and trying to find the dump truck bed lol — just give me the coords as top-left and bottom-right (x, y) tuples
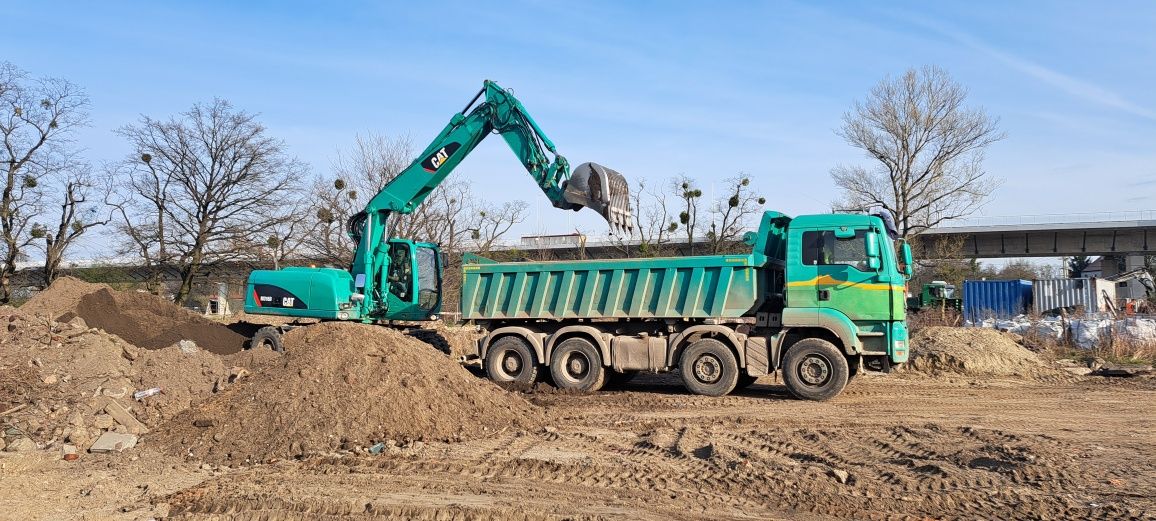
(461, 253), (761, 321)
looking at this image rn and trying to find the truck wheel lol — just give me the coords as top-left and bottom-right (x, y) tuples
(549, 338), (606, 392)
(250, 326), (284, 352)
(679, 338), (739, 397)
(782, 338), (849, 401)
(485, 336), (539, 389)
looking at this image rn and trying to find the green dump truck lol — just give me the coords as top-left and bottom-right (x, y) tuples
(463, 210), (913, 401)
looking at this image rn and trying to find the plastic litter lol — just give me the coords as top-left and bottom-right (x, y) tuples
(134, 387), (163, 401)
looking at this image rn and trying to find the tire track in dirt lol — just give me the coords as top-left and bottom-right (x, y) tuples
(167, 378), (1155, 521)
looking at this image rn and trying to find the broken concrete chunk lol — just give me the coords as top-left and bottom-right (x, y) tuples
(4, 437), (37, 453)
(91, 414), (115, 430)
(103, 401), (150, 435)
(89, 432), (138, 453)
(179, 340), (198, 353)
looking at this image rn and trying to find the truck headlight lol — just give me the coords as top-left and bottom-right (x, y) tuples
(338, 311), (349, 320)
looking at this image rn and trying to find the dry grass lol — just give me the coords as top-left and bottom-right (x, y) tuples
(907, 308), (963, 333)
(0, 362), (41, 411)
(1090, 334), (1156, 365)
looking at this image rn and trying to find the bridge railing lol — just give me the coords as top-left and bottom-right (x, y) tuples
(936, 210), (1156, 228)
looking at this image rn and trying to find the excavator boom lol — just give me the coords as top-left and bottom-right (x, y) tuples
(346, 80), (631, 319)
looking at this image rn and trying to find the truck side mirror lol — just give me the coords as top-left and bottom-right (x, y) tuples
(864, 231), (881, 270)
(900, 241), (914, 278)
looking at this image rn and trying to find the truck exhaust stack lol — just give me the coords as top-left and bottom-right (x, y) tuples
(564, 162), (634, 234)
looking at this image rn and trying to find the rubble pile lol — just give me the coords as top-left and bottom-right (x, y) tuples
(0, 279), (260, 457)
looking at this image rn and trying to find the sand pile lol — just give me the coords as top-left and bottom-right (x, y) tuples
(906, 326), (1055, 379)
(159, 322), (543, 464)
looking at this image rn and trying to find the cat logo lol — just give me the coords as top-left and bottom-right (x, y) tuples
(421, 142), (462, 173)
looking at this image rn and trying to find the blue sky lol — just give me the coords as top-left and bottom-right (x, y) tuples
(4, 1), (1155, 244)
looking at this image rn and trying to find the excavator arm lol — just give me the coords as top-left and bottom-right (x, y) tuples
(1106, 267), (1156, 296)
(350, 80), (631, 317)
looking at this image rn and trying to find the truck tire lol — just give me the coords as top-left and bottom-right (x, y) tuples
(679, 338), (739, 397)
(250, 326), (284, 352)
(485, 336), (539, 389)
(549, 337), (606, 392)
(782, 338), (849, 401)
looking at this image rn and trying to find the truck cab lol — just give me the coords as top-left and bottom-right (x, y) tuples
(769, 213), (911, 381)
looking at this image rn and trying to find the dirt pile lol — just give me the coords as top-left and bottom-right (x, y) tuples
(19, 276), (108, 318)
(906, 326), (1059, 379)
(21, 277), (248, 354)
(407, 323), (481, 360)
(159, 322), (544, 464)
(71, 288), (247, 354)
(0, 307), (260, 454)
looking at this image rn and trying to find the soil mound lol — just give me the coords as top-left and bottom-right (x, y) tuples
(71, 289), (246, 354)
(159, 322), (543, 464)
(907, 326), (1055, 379)
(19, 276), (107, 318)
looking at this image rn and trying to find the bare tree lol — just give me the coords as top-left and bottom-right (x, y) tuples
(673, 175), (702, 253)
(610, 177), (679, 257)
(108, 155), (173, 294)
(832, 65), (1004, 238)
(468, 200), (529, 253)
(116, 99), (306, 303)
(260, 199), (316, 270)
(36, 168), (110, 284)
(0, 63), (89, 301)
(705, 175), (765, 254)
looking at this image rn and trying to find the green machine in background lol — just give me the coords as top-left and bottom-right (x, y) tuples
(907, 281), (962, 313)
(243, 81), (631, 330)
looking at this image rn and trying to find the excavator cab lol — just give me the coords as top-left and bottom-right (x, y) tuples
(382, 239), (443, 321)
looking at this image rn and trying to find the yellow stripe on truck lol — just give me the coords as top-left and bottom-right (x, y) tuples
(786, 275), (902, 292)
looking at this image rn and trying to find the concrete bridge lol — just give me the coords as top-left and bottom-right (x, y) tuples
(916, 210), (1156, 259)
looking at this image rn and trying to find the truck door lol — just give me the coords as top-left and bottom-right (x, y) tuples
(801, 228), (892, 321)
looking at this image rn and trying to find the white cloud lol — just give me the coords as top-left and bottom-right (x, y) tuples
(898, 13), (1156, 122)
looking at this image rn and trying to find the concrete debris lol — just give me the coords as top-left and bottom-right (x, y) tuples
(4, 437), (37, 452)
(178, 340), (198, 354)
(89, 432), (138, 453)
(102, 400), (150, 435)
(92, 414), (115, 430)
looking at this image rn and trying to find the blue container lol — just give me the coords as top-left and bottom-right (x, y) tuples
(962, 279), (1033, 323)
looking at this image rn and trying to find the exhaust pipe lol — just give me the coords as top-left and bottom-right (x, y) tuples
(562, 162), (633, 234)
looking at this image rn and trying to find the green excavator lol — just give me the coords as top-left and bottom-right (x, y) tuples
(243, 81), (631, 344)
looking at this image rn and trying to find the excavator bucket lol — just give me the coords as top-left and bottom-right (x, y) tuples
(564, 162), (633, 234)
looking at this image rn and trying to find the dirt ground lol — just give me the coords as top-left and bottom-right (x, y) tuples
(2, 372), (1152, 520)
